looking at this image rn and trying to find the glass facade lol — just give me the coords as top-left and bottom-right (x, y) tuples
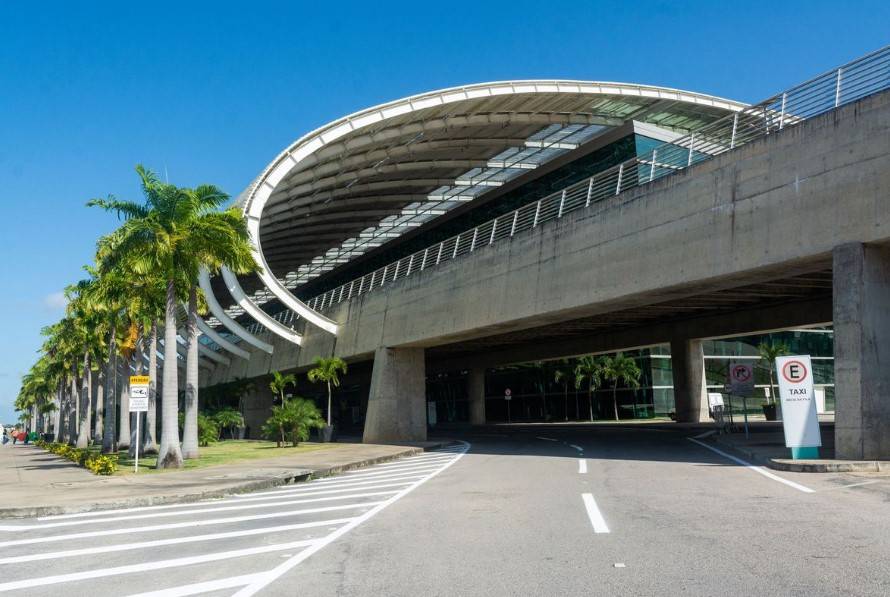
(423, 328), (834, 423)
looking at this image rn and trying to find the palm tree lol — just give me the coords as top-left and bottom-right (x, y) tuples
(553, 359), (575, 421)
(307, 356), (348, 428)
(269, 371), (296, 406)
(574, 356), (601, 421)
(758, 341), (790, 405)
(598, 353), (642, 421)
(89, 165), (256, 467)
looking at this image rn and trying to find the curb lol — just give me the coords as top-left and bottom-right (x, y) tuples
(0, 441), (453, 520)
(710, 436), (885, 473)
(767, 458), (886, 473)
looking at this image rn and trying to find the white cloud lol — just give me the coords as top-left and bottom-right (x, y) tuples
(43, 291), (67, 310)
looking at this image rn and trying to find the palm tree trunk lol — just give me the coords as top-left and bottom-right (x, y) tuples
(53, 383), (62, 442)
(182, 285), (200, 459)
(327, 381), (333, 427)
(128, 337), (145, 458)
(102, 329), (117, 454)
(94, 371), (104, 442)
(588, 382), (594, 422)
(67, 369), (78, 445)
(143, 320), (159, 454)
(157, 279), (184, 469)
(76, 352), (91, 448)
(564, 386), (568, 421)
(118, 353), (131, 449)
(613, 382), (619, 421)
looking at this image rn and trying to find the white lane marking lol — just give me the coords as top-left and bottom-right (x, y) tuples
(823, 480), (883, 491)
(687, 438), (815, 494)
(0, 506), (371, 548)
(224, 475), (424, 500)
(125, 573), (266, 597)
(7, 491), (394, 530)
(0, 539), (320, 592)
(344, 456), (456, 472)
(578, 459), (587, 474)
(535, 436), (559, 442)
(323, 462), (447, 480)
(581, 493), (610, 534)
(0, 518), (346, 564)
(231, 441), (469, 597)
(568, 443), (584, 453)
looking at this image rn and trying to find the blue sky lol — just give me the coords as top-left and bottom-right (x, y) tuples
(1, 1), (887, 422)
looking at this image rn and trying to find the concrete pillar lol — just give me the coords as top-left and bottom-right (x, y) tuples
(363, 347), (427, 443)
(468, 368), (486, 425)
(833, 243), (890, 460)
(670, 337), (710, 422)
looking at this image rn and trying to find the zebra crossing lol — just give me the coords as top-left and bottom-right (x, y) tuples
(0, 443), (468, 596)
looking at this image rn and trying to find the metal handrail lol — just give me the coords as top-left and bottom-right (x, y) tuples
(287, 46), (890, 317)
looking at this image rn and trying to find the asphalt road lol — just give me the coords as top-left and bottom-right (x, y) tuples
(1, 428), (889, 596)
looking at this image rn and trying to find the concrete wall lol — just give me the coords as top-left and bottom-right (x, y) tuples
(205, 89), (889, 375)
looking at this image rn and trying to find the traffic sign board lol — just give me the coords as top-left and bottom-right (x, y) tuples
(728, 361), (755, 397)
(504, 388), (512, 401)
(775, 355), (821, 451)
(129, 376), (150, 412)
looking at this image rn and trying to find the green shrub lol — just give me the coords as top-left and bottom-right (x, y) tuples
(212, 408), (244, 439)
(85, 454), (117, 475)
(197, 413), (219, 447)
(261, 398), (325, 447)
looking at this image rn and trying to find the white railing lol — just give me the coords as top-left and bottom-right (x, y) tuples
(277, 46), (890, 320)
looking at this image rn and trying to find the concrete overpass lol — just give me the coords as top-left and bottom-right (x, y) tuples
(204, 85), (890, 460)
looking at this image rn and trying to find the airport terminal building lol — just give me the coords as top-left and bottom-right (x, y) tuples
(194, 48), (890, 460)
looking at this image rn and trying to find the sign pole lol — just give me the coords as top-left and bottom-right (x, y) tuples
(742, 394), (749, 439)
(134, 414), (140, 474)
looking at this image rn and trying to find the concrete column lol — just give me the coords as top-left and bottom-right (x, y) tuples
(468, 368), (486, 425)
(833, 243), (890, 460)
(363, 347), (427, 443)
(670, 337), (710, 422)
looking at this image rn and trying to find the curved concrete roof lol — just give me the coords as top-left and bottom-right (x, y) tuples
(207, 81), (746, 345)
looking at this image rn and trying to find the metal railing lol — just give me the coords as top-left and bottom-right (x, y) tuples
(290, 46), (890, 317)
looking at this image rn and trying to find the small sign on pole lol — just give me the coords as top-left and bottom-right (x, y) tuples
(775, 355), (821, 459)
(504, 388), (512, 423)
(728, 361), (755, 438)
(129, 375), (150, 473)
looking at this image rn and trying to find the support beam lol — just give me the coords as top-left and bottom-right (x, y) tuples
(670, 338), (709, 423)
(195, 317), (251, 360)
(468, 368), (486, 425)
(833, 243), (890, 459)
(220, 266), (304, 345)
(198, 268), (275, 354)
(363, 347), (427, 443)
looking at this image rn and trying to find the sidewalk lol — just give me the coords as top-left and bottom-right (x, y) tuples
(709, 423), (890, 473)
(0, 440), (446, 518)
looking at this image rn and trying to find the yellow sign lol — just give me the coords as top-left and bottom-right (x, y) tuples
(130, 375), (150, 385)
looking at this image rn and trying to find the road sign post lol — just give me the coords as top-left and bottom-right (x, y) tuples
(504, 388), (512, 423)
(774, 356), (821, 459)
(129, 375), (150, 473)
(728, 362), (755, 438)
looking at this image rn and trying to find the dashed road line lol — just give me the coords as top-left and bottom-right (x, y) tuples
(581, 493), (610, 534)
(578, 459), (587, 474)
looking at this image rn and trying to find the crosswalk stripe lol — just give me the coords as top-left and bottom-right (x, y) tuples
(0, 504), (378, 548)
(0, 519), (346, 565)
(0, 539), (321, 591)
(124, 573), (266, 597)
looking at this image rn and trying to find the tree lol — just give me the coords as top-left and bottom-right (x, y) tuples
(758, 341), (790, 405)
(574, 356), (601, 421)
(553, 359), (575, 421)
(597, 353), (642, 421)
(261, 399), (324, 447)
(307, 357), (348, 427)
(213, 408), (244, 439)
(89, 165), (256, 467)
(269, 371), (296, 406)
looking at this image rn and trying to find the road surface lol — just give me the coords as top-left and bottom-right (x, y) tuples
(1, 428), (889, 596)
